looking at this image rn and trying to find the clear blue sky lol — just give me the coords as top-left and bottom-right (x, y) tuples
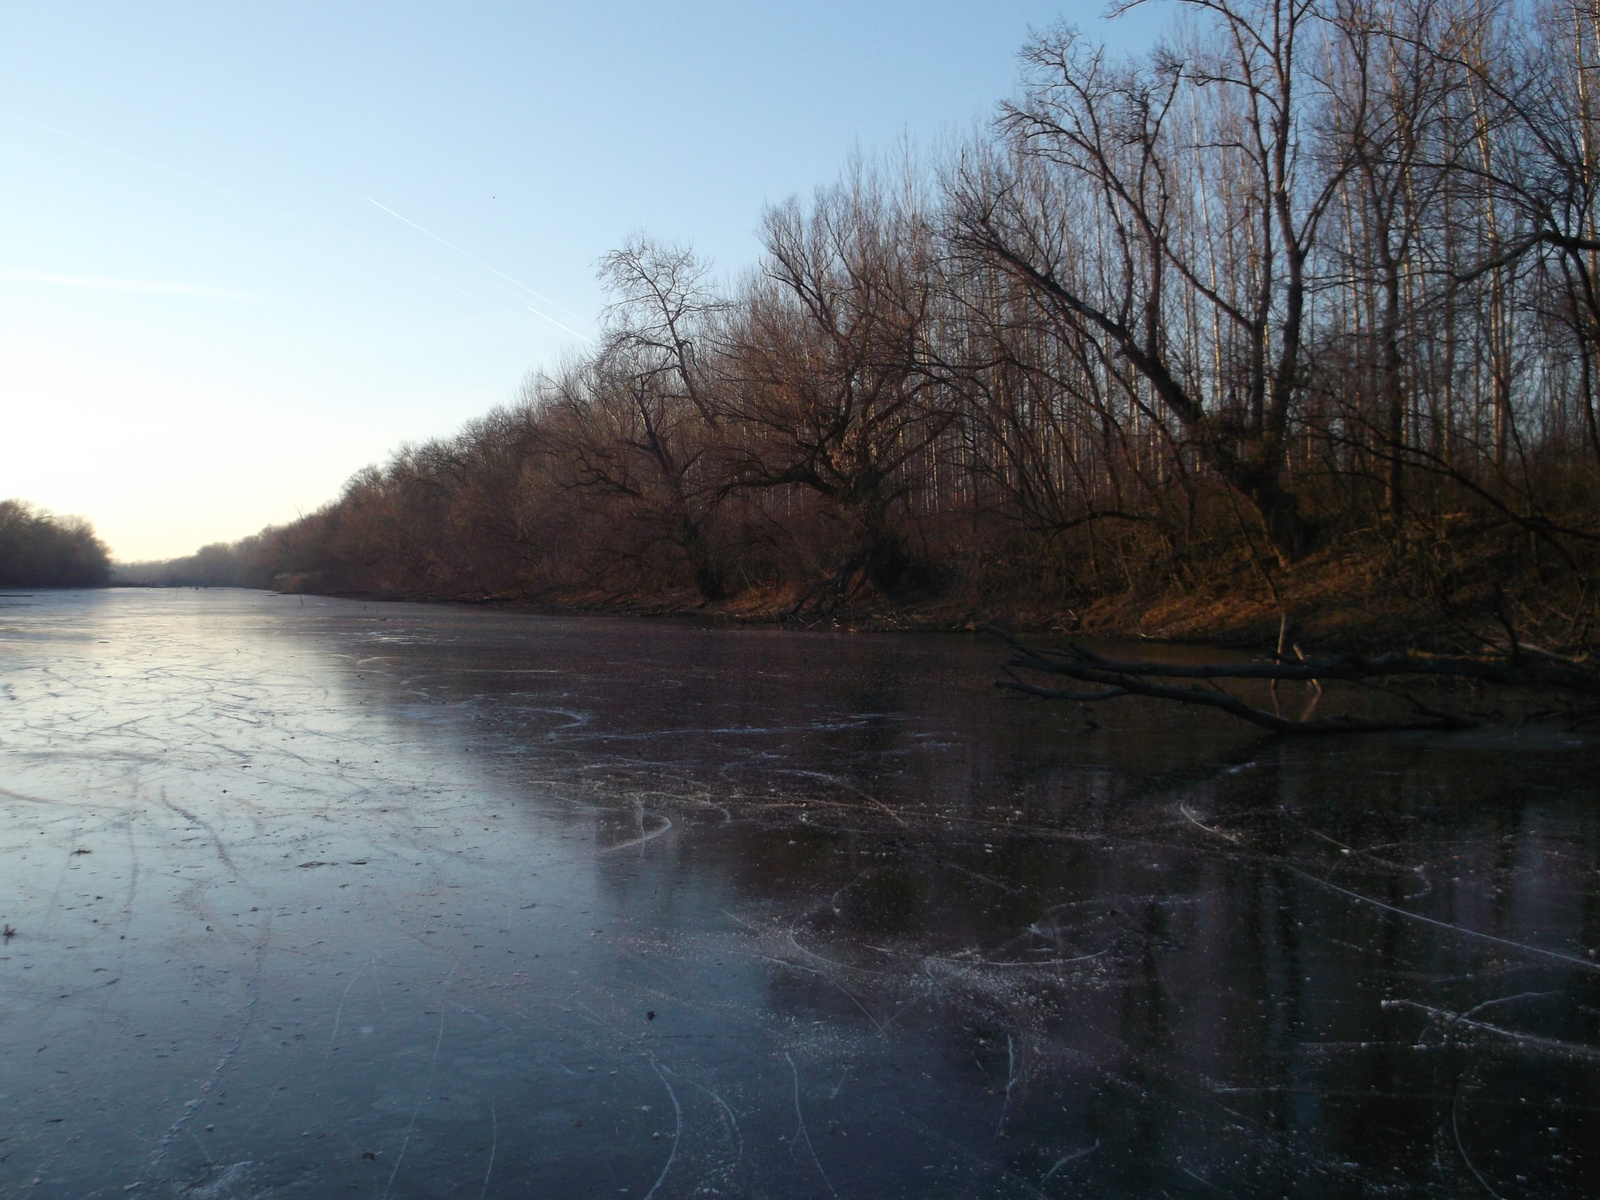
(0, 1), (1166, 561)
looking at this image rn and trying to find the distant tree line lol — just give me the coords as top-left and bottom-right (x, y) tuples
(169, 0), (1600, 635)
(0, 501), (111, 588)
(112, 534), (279, 589)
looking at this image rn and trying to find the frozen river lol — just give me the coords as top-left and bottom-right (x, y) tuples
(0, 588), (1595, 1198)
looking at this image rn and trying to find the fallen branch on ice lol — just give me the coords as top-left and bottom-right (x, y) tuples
(989, 627), (1600, 735)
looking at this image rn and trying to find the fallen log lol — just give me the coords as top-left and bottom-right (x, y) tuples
(989, 627), (1600, 736)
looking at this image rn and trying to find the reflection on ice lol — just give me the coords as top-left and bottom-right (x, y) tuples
(0, 588), (1595, 1197)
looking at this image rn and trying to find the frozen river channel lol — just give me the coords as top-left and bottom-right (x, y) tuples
(0, 588), (1596, 1198)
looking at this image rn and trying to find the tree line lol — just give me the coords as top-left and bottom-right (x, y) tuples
(171, 0), (1600, 640)
(0, 501), (111, 588)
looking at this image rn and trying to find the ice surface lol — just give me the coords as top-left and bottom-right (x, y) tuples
(0, 589), (1594, 1197)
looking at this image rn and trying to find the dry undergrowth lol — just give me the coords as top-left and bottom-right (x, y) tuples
(391, 515), (1598, 661)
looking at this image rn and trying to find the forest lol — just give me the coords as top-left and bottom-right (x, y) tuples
(150, 0), (1600, 650)
(0, 501), (112, 588)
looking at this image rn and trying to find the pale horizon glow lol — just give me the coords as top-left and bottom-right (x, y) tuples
(0, 1), (1165, 562)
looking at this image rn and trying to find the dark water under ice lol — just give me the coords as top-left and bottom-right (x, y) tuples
(0, 588), (1595, 1199)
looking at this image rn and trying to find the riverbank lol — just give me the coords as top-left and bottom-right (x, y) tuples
(325, 518), (1585, 658)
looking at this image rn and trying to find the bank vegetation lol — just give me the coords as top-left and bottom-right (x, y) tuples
(162, 0), (1600, 653)
(0, 501), (112, 588)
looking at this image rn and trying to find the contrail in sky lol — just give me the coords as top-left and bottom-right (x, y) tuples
(365, 197), (591, 341)
(7, 112), (593, 340)
(5, 112), (245, 207)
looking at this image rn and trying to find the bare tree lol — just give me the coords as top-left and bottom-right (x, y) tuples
(722, 168), (957, 598)
(951, 0), (1353, 561)
(541, 238), (732, 601)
